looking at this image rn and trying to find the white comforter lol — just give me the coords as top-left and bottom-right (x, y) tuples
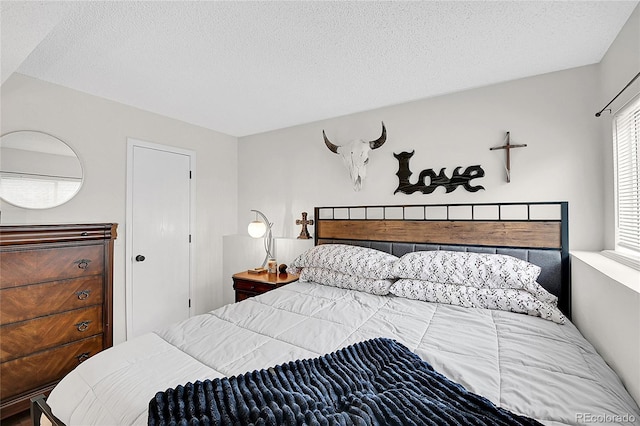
(48, 282), (640, 425)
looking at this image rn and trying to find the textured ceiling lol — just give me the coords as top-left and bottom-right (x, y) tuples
(1, 1), (638, 137)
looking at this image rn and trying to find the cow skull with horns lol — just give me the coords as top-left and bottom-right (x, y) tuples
(323, 122), (387, 191)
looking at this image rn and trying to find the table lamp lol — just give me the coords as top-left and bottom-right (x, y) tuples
(248, 209), (274, 271)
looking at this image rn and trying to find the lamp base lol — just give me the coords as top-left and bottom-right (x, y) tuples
(248, 267), (267, 274)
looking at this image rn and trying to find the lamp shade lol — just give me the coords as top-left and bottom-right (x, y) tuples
(248, 220), (267, 238)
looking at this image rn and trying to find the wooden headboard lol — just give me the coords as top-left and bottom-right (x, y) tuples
(314, 202), (570, 318)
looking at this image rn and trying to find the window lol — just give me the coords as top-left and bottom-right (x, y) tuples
(613, 95), (640, 260)
(0, 173), (81, 209)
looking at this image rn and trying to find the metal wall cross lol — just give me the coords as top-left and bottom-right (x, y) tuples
(490, 132), (527, 182)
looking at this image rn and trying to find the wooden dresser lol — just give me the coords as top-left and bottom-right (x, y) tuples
(0, 223), (117, 419)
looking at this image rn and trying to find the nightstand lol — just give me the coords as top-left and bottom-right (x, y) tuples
(232, 271), (299, 302)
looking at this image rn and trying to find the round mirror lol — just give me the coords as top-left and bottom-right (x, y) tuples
(0, 131), (83, 209)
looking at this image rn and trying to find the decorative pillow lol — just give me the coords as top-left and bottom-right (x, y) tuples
(390, 279), (566, 324)
(391, 251), (550, 301)
(300, 267), (394, 295)
(289, 244), (398, 279)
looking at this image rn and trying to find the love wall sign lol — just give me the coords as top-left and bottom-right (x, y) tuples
(393, 151), (485, 195)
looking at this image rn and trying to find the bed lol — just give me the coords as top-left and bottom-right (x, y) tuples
(34, 202), (640, 425)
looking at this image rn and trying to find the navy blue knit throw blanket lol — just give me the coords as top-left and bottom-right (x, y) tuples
(148, 338), (541, 426)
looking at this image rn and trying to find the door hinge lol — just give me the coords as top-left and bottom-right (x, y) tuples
(189, 234), (192, 243)
(189, 299), (191, 308)
(189, 170), (192, 179)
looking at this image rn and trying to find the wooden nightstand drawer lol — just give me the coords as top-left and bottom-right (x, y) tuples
(232, 271), (299, 302)
(234, 280), (277, 294)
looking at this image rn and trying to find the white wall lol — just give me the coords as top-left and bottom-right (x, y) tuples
(572, 252), (640, 404)
(0, 74), (238, 345)
(238, 65), (602, 250)
(571, 4), (640, 406)
(599, 5), (640, 249)
(1, 147), (82, 178)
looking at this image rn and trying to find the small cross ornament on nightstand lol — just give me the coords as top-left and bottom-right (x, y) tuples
(296, 212), (314, 239)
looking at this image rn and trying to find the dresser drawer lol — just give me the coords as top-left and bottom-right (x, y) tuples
(0, 244), (105, 288)
(0, 276), (103, 324)
(0, 335), (103, 401)
(0, 306), (103, 362)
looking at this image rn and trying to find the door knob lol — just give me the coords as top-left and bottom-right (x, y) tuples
(135, 255), (146, 262)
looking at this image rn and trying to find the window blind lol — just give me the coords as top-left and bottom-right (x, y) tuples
(613, 95), (640, 254)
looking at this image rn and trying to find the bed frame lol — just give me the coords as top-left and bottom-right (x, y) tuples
(32, 201), (569, 426)
(314, 201), (570, 317)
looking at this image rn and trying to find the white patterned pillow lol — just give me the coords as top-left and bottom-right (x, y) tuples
(390, 279), (566, 324)
(289, 244), (398, 279)
(300, 267), (394, 295)
(391, 251), (552, 302)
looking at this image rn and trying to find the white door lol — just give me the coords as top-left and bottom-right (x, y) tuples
(126, 139), (194, 339)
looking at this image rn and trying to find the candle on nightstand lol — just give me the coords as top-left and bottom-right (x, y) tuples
(267, 258), (277, 274)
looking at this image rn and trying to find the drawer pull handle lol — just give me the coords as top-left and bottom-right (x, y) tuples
(75, 290), (92, 300)
(81, 232), (89, 236)
(74, 259), (92, 269)
(76, 352), (91, 363)
(75, 320), (92, 332)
